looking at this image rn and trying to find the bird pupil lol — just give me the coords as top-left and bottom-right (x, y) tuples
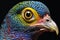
(26, 12), (31, 17)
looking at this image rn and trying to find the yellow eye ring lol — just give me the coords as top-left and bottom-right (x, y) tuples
(21, 7), (40, 22)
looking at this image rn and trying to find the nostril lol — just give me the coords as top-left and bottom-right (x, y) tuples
(46, 19), (49, 22)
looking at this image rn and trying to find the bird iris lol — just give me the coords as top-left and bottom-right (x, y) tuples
(24, 10), (33, 20)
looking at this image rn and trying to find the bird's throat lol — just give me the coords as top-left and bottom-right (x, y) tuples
(4, 30), (45, 40)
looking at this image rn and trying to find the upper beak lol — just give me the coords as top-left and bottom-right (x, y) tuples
(45, 19), (59, 35)
(30, 19), (59, 35)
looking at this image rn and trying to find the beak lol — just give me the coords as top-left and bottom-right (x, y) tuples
(30, 18), (59, 35)
(30, 14), (59, 35)
(44, 19), (59, 35)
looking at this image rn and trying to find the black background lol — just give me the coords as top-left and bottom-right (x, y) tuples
(0, 0), (60, 40)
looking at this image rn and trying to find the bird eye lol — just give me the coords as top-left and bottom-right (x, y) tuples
(22, 9), (35, 22)
(24, 10), (33, 20)
(21, 7), (39, 23)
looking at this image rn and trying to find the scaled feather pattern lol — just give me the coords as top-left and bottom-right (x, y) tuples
(0, 1), (59, 40)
